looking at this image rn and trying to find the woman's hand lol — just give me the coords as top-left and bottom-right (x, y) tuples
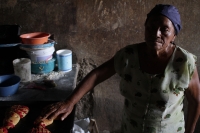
(41, 100), (75, 121)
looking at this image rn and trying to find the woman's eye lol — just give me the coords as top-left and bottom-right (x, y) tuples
(161, 27), (169, 32)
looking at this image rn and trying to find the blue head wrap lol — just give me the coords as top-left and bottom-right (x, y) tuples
(146, 4), (182, 35)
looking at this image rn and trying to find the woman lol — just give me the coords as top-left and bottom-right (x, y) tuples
(42, 4), (200, 133)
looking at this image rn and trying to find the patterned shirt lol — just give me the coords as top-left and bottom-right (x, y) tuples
(114, 43), (197, 133)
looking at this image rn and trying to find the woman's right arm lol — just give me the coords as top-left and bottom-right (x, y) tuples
(42, 57), (116, 120)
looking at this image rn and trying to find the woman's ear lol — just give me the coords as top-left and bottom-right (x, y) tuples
(170, 35), (176, 44)
(172, 35), (176, 42)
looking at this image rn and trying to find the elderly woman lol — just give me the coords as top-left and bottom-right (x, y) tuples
(42, 4), (200, 133)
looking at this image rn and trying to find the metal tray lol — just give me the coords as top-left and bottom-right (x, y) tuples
(0, 101), (75, 133)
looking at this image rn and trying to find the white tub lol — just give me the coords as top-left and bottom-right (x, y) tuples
(20, 46), (55, 62)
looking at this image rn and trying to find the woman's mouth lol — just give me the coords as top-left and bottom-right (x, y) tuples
(147, 38), (163, 44)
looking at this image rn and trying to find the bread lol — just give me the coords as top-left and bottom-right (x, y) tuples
(0, 127), (8, 133)
(27, 125), (51, 133)
(3, 105), (29, 129)
(34, 116), (54, 127)
(3, 112), (20, 129)
(10, 105), (29, 118)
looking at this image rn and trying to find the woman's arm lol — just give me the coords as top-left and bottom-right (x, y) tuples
(42, 57), (116, 120)
(68, 57), (116, 106)
(185, 67), (200, 133)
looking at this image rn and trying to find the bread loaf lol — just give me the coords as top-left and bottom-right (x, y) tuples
(3, 105), (29, 129)
(3, 112), (20, 129)
(10, 105), (29, 118)
(34, 116), (54, 127)
(27, 125), (51, 133)
(0, 127), (8, 133)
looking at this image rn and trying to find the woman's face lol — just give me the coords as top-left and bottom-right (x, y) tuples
(145, 15), (176, 51)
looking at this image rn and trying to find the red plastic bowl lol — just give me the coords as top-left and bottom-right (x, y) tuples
(20, 32), (50, 45)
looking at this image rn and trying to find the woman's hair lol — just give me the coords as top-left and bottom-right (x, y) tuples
(145, 4), (182, 35)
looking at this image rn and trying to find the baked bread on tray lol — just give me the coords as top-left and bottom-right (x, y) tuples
(3, 105), (29, 129)
(0, 127), (8, 133)
(27, 125), (51, 133)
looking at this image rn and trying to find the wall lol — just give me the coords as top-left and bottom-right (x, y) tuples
(0, 0), (200, 132)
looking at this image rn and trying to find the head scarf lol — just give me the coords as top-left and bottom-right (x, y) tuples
(146, 4), (182, 35)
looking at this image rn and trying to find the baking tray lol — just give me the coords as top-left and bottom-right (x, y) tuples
(0, 101), (75, 133)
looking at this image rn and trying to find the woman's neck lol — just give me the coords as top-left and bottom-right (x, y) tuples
(138, 42), (176, 74)
(144, 42), (175, 61)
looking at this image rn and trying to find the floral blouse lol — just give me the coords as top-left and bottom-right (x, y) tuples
(114, 43), (197, 133)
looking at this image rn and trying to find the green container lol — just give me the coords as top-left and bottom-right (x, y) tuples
(31, 58), (55, 74)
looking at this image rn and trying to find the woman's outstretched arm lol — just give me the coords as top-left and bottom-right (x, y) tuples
(41, 57), (116, 121)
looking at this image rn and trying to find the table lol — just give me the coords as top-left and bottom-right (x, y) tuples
(0, 64), (79, 133)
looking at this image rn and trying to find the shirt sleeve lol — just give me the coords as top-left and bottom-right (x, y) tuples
(114, 44), (137, 77)
(114, 47), (126, 77)
(187, 53), (197, 80)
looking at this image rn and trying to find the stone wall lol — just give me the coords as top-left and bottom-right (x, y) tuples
(0, 0), (200, 132)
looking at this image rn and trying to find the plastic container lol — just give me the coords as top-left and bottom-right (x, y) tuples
(0, 74), (21, 97)
(13, 58), (31, 82)
(56, 49), (72, 72)
(20, 46), (55, 62)
(32, 55), (53, 63)
(20, 32), (50, 45)
(19, 39), (55, 49)
(31, 58), (55, 74)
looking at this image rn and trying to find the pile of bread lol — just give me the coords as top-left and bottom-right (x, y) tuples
(0, 105), (54, 133)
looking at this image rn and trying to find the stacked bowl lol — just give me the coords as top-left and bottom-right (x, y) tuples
(19, 32), (56, 74)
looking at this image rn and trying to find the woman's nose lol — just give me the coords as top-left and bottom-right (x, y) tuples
(156, 28), (161, 37)
(152, 28), (161, 37)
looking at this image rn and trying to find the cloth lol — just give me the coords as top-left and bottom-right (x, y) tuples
(114, 43), (197, 133)
(73, 118), (90, 133)
(146, 4), (181, 35)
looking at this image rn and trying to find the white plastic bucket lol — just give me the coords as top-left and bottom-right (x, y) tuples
(21, 46), (55, 62)
(56, 49), (72, 72)
(13, 58), (31, 82)
(29, 55), (53, 63)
